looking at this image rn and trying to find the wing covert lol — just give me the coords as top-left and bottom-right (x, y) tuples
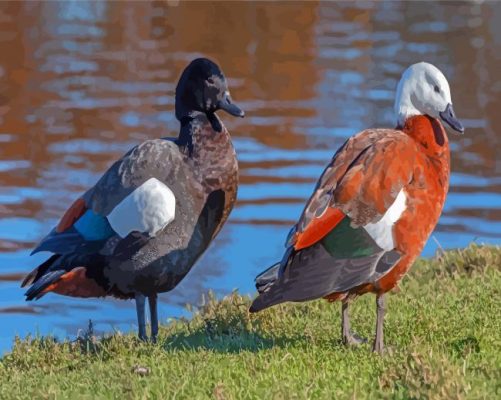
(32, 139), (197, 256)
(292, 129), (417, 251)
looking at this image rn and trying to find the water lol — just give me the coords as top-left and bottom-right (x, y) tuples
(0, 1), (499, 353)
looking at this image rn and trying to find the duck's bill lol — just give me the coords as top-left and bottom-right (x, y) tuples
(218, 93), (245, 117)
(439, 103), (464, 134)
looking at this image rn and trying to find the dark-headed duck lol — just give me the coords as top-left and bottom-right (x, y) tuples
(23, 58), (244, 342)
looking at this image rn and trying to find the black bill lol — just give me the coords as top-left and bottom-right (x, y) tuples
(218, 92), (245, 117)
(439, 103), (464, 134)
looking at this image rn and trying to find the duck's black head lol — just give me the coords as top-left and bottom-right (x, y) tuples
(175, 58), (244, 132)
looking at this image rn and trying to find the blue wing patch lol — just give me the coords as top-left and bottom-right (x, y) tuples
(73, 209), (115, 241)
(31, 210), (116, 255)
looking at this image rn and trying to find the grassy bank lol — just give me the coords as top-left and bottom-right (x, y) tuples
(1, 244), (500, 399)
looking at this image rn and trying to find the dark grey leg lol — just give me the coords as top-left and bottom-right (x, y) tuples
(341, 300), (367, 346)
(135, 293), (148, 341)
(148, 293), (158, 343)
(341, 301), (350, 344)
(373, 294), (385, 353)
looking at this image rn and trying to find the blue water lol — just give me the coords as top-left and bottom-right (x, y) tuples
(0, 1), (499, 353)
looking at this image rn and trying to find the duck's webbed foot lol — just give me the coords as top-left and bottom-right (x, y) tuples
(343, 331), (368, 346)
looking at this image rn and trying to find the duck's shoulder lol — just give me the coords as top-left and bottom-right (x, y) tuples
(114, 138), (191, 181)
(348, 128), (413, 149)
(318, 128), (416, 190)
(125, 138), (182, 163)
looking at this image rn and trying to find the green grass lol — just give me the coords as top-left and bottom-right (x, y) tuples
(1, 244), (500, 399)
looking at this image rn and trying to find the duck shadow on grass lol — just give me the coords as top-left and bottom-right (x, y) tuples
(161, 328), (303, 353)
(158, 323), (353, 353)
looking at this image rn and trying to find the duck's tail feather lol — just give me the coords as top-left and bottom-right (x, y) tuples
(21, 254), (61, 288)
(23, 252), (114, 300)
(24, 270), (67, 301)
(249, 284), (287, 313)
(255, 262), (281, 294)
(250, 247), (295, 313)
(250, 261), (283, 313)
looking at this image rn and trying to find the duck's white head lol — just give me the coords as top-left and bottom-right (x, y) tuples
(395, 62), (464, 133)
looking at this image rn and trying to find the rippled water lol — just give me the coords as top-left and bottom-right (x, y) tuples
(0, 1), (499, 352)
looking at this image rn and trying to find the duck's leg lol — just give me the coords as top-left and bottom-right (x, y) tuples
(372, 294), (385, 353)
(148, 293), (158, 343)
(135, 293), (148, 341)
(341, 300), (367, 345)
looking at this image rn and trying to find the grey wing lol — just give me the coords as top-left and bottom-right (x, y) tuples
(33, 139), (201, 257)
(83, 138), (205, 257)
(250, 242), (401, 312)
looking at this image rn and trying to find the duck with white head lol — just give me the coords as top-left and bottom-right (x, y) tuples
(396, 62), (464, 133)
(249, 62), (464, 353)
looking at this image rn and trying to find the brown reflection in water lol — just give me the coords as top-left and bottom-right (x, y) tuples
(0, 272), (25, 282)
(158, 2), (321, 150)
(0, 1), (323, 224)
(0, 2), (498, 254)
(0, 306), (39, 315)
(240, 175), (314, 185)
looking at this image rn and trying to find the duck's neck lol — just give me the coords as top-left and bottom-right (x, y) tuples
(400, 114), (451, 192)
(176, 111), (229, 159)
(176, 111), (212, 157)
(400, 115), (450, 159)
(176, 115), (197, 156)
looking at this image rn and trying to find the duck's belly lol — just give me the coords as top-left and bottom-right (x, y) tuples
(372, 180), (447, 292)
(395, 178), (447, 256)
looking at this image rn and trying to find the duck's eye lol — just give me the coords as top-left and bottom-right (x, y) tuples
(207, 77), (215, 84)
(434, 85), (440, 93)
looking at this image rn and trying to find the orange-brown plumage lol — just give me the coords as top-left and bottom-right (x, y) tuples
(378, 115), (450, 292)
(324, 115), (450, 298)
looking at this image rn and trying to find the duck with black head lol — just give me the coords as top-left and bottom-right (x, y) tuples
(22, 58), (244, 342)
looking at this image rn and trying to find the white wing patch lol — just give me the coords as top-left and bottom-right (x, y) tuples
(107, 178), (176, 238)
(363, 189), (407, 251)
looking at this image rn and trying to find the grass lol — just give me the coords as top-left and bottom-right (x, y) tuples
(1, 243), (500, 399)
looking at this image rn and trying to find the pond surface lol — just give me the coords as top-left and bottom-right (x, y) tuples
(0, 1), (499, 353)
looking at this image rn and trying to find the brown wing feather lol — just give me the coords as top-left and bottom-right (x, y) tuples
(292, 129), (417, 249)
(334, 132), (417, 226)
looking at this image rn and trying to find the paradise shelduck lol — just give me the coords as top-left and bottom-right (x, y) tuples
(249, 62), (464, 353)
(22, 58), (244, 342)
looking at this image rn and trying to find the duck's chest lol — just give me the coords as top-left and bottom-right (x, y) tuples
(193, 142), (238, 196)
(190, 126), (239, 225)
(394, 152), (450, 255)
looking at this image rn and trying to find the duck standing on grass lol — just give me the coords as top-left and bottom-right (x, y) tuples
(250, 62), (464, 353)
(22, 58), (244, 342)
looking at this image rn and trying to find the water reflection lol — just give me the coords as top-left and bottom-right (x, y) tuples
(0, 1), (499, 352)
